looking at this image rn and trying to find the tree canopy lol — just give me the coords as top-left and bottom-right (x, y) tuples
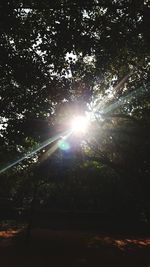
(0, 1), (150, 221)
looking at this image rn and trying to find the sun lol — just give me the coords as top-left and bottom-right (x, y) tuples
(70, 115), (89, 135)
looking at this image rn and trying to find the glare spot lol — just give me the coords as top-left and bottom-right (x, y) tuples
(58, 139), (70, 151)
(70, 115), (89, 135)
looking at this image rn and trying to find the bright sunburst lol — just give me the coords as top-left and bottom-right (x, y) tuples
(70, 115), (89, 135)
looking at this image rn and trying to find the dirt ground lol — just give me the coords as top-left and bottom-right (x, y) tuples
(0, 228), (150, 267)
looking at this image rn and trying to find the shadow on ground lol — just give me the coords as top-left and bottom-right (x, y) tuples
(0, 226), (150, 267)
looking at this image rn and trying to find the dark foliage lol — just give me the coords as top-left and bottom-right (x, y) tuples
(0, 1), (149, 227)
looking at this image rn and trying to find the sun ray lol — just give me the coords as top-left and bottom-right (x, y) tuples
(0, 130), (70, 174)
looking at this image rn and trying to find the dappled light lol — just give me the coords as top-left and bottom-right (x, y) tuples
(0, 229), (21, 239)
(88, 235), (150, 251)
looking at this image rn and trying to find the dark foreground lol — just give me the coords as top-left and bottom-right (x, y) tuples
(0, 227), (150, 267)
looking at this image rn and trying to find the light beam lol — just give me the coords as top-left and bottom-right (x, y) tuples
(0, 130), (71, 174)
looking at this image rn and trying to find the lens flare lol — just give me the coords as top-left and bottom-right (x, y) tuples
(0, 130), (70, 174)
(58, 139), (70, 150)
